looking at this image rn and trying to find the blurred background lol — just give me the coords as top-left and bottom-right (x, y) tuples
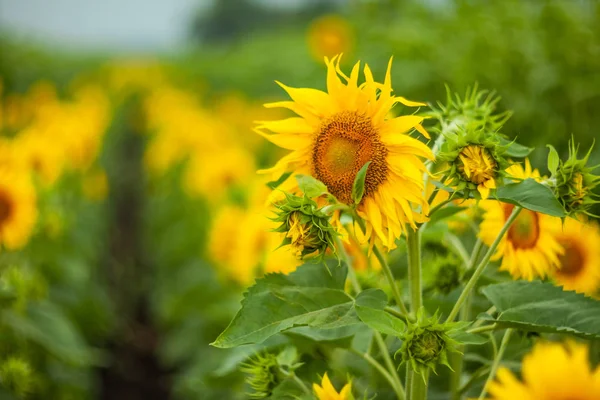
(0, 0), (599, 399)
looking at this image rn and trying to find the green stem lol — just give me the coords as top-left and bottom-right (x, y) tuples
(446, 206), (522, 322)
(411, 370), (428, 400)
(349, 219), (410, 319)
(334, 235), (405, 400)
(349, 348), (404, 400)
(426, 199), (452, 220)
(280, 368), (310, 395)
(373, 245), (410, 318)
(467, 324), (498, 334)
(385, 306), (409, 322)
(478, 329), (512, 400)
(406, 229), (422, 314)
(405, 367), (413, 400)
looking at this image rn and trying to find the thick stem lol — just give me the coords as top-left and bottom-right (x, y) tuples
(406, 229), (422, 314)
(405, 368), (413, 400)
(478, 329), (513, 400)
(411, 370), (428, 400)
(446, 207), (522, 323)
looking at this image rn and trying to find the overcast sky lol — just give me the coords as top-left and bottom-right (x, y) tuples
(0, 0), (313, 52)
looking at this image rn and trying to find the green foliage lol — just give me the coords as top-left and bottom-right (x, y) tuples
(355, 289), (405, 336)
(240, 353), (283, 399)
(495, 178), (566, 217)
(212, 262), (357, 348)
(0, 357), (35, 398)
(482, 281), (600, 339)
(352, 161), (371, 205)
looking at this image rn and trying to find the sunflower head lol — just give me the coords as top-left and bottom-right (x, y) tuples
(395, 311), (461, 379)
(550, 140), (600, 217)
(257, 55), (433, 249)
(240, 353), (282, 399)
(272, 193), (337, 260)
(438, 127), (512, 199)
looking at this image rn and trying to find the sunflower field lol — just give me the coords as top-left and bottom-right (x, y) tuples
(1, 1), (600, 399)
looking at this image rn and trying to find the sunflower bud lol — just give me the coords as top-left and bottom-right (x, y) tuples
(272, 193), (337, 260)
(395, 311), (461, 380)
(240, 353), (283, 399)
(0, 357), (34, 398)
(438, 130), (512, 200)
(551, 140), (600, 216)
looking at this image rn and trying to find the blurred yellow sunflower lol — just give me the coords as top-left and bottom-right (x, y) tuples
(487, 340), (600, 400)
(307, 15), (353, 62)
(0, 169), (38, 251)
(313, 373), (352, 400)
(550, 217), (600, 296)
(258, 55), (433, 249)
(479, 161), (563, 280)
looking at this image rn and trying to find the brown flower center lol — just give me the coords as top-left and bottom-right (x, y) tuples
(504, 204), (540, 249)
(0, 190), (13, 226)
(555, 239), (585, 277)
(312, 111), (387, 204)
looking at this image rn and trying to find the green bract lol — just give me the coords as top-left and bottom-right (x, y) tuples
(431, 255), (462, 295)
(272, 192), (338, 260)
(549, 140), (600, 216)
(395, 311), (461, 380)
(240, 353), (283, 399)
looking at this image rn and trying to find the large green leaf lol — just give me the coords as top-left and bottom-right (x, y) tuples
(499, 137), (533, 158)
(211, 262), (358, 348)
(495, 178), (566, 217)
(481, 281), (600, 339)
(355, 289), (405, 336)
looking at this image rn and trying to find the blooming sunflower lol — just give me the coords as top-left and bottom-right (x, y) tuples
(257, 55), (433, 249)
(479, 160), (563, 280)
(487, 340), (600, 400)
(549, 217), (600, 296)
(313, 373), (352, 400)
(0, 168), (38, 251)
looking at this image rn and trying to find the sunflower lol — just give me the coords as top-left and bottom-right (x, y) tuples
(257, 55), (433, 249)
(313, 373), (352, 400)
(0, 168), (38, 251)
(479, 161), (563, 280)
(456, 144), (497, 199)
(487, 340), (600, 400)
(307, 15), (354, 62)
(549, 217), (600, 296)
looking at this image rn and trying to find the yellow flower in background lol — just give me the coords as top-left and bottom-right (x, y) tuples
(0, 169), (37, 251)
(549, 217), (600, 296)
(457, 144), (497, 199)
(82, 168), (109, 202)
(208, 205), (249, 285)
(184, 147), (255, 201)
(14, 130), (65, 187)
(263, 243), (302, 275)
(479, 161), (563, 280)
(487, 340), (600, 400)
(313, 373), (352, 400)
(307, 15), (354, 62)
(258, 55), (433, 249)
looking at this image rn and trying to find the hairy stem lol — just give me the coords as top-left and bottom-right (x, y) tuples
(349, 348), (405, 400)
(446, 206), (522, 323)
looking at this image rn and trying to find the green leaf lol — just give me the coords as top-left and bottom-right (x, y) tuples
(211, 262), (358, 348)
(295, 175), (328, 198)
(428, 205), (467, 225)
(499, 137), (533, 158)
(495, 178), (566, 217)
(355, 289), (405, 336)
(448, 329), (489, 345)
(546, 144), (560, 175)
(482, 281), (600, 339)
(352, 161), (371, 205)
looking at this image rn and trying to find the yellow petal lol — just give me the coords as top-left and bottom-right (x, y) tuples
(275, 81), (335, 117)
(478, 184), (490, 199)
(254, 129), (312, 150)
(396, 96), (427, 107)
(256, 117), (315, 134)
(380, 115), (425, 135)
